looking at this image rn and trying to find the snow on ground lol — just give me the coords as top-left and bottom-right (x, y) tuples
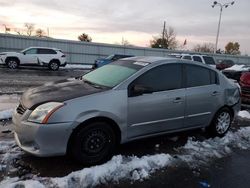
(0, 109), (13, 120)
(0, 95), (19, 111)
(224, 64), (250, 71)
(1, 126), (250, 188)
(0, 140), (21, 176)
(238, 110), (250, 119)
(62, 64), (93, 69)
(0, 95), (19, 120)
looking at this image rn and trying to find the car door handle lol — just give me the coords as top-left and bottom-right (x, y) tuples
(173, 97), (182, 103)
(211, 91), (219, 96)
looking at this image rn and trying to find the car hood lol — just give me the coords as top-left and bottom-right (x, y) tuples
(0, 52), (20, 55)
(21, 78), (106, 110)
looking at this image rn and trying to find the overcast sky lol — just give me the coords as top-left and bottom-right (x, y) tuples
(0, 0), (249, 54)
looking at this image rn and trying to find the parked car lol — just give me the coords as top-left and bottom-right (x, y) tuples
(240, 72), (250, 108)
(0, 47), (67, 70)
(222, 65), (250, 82)
(216, 59), (235, 70)
(180, 54), (216, 68)
(93, 54), (133, 69)
(13, 57), (240, 165)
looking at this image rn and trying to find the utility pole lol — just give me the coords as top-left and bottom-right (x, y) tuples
(47, 28), (50, 37)
(211, 1), (235, 53)
(161, 21), (166, 48)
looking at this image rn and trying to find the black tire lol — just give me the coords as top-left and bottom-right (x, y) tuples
(70, 122), (117, 165)
(207, 107), (232, 137)
(48, 60), (59, 71)
(6, 58), (19, 69)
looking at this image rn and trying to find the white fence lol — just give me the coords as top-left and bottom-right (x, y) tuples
(0, 33), (249, 65)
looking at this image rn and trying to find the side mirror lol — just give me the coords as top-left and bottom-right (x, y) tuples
(130, 84), (153, 97)
(23, 52), (26, 55)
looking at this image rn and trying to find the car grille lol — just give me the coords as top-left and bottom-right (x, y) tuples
(16, 103), (27, 115)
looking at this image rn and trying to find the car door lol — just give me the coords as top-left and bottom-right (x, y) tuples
(184, 64), (221, 128)
(37, 48), (57, 64)
(127, 63), (185, 138)
(21, 48), (38, 64)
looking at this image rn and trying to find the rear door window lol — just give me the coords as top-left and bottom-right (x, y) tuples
(203, 56), (215, 65)
(193, 56), (203, 63)
(38, 49), (57, 54)
(185, 65), (211, 87)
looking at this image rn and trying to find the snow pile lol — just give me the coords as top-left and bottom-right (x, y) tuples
(238, 110), (250, 119)
(224, 64), (250, 71)
(52, 154), (172, 187)
(2, 126), (250, 187)
(178, 128), (250, 166)
(62, 64), (93, 69)
(0, 141), (21, 174)
(0, 109), (13, 120)
(1, 178), (45, 188)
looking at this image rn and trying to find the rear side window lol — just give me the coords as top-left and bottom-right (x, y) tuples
(203, 56), (215, 65)
(186, 65), (211, 87)
(183, 56), (192, 60)
(193, 56), (203, 63)
(38, 49), (57, 54)
(210, 70), (218, 84)
(132, 64), (183, 92)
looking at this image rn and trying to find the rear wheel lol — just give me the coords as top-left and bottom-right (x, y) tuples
(208, 107), (232, 137)
(70, 122), (116, 165)
(48, 60), (59, 71)
(6, 58), (19, 69)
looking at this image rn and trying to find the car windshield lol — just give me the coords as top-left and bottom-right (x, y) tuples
(82, 60), (146, 88)
(20, 48), (30, 53)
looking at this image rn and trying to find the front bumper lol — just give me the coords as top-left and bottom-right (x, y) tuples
(13, 110), (73, 157)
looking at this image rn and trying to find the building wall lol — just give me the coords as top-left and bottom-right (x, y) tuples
(0, 33), (249, 65)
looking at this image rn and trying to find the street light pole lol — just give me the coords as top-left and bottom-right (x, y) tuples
(212, 1), (235, 53)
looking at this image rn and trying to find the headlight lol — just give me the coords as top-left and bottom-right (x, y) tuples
(28, 102), (64, 124)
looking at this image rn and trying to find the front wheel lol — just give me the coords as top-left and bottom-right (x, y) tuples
(70, 122), (117, 165)
(7, 58), (19, 69)
(207, 107), (232, 137)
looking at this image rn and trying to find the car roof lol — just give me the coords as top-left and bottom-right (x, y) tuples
(26, 47), (61, 51)
(124, 56), (173, 63)
(123, 56), (217, 70)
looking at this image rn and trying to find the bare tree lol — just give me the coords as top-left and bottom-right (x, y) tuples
(78, 33), (92, 42)
(192, 43), (215, 53)
(150, 26), (178, 50)
(24, 23), (35, 36)
(36, 28), (46, 37)
(14, 28), (24, 35)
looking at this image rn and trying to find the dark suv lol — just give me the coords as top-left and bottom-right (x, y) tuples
(93, 54), (133, 69)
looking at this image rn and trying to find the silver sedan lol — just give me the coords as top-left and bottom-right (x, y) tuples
(13, 56), (241, 165)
